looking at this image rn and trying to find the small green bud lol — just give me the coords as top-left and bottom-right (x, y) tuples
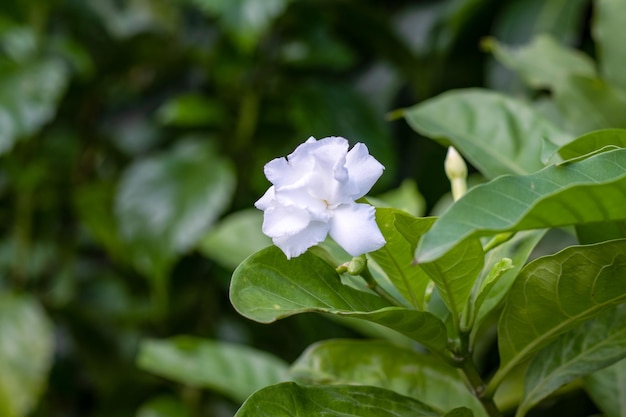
(347, 255), (367, 275)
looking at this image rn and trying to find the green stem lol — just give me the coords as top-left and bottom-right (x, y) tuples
(459, 356), (503, 417)
(359, 263), (404, 307)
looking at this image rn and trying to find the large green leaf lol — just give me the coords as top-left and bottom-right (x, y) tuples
(116, 139), (235, 278)
(230, 246), (448, 351)
(234, 383), (439, 417)
(584, 357), (626, 417)
(593, 0), (626, 91)
(290, 339), (486, 417)
(415, 147), (626, 263)
(137, 337), (288, 403)
(486, 34), (595, 91)
(488, 239), (626, 395)
(0, 293), (54, 417)
(403, 89), (568, 178)
(517, 304), (626, 416)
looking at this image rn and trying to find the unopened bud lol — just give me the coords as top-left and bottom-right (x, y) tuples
(444, 146), (468, 201)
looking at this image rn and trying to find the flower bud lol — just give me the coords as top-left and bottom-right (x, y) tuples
(444, 146), (468, 201)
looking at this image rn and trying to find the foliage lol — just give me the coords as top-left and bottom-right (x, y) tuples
(1, 0), (625, 416)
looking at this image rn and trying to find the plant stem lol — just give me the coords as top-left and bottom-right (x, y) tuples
(359, 263), (404, 307)
(458, 357), (503, 417)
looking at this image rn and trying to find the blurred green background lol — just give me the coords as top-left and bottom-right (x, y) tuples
(0, 0), (594, 416)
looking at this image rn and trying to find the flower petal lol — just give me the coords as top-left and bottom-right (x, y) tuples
(345, 142), (385, 199)
(273, 221), (329, 259)
(261, 205), (311, 238)
(255, 186), (276, 211)
(329, 203), (385, 256)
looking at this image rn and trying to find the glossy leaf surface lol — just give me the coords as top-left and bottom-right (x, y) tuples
(557, 128), (626, 161)
(230, 246), (448, 351)
(290, 339), (486, 417)
(492, 239), (626, 392)
(234, 383), (439, 417)
(403, 89), (567, 178)
(415, 148), (626, 263)
(137, 336), (288, 403)
(518, 304), (626, 416)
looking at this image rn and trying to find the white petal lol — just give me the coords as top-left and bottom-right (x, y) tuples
(329, 203), (385, 256)
(261, 205), (311, 238)
(345, 142), (385, 199)
(273, 221), (329, 259)
(255, 186), (276, 211)
(264, 156), (311, 188)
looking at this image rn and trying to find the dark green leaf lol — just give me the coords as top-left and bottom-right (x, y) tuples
(137, 336), (288, 403)
(584, 357), (626, 417)
(415, 148), (626, 263)
(490, 239), (626, 394)
(518, 304), (626, 416)
(0, 58), (68, 154)
(442, 408), (474, 417)
(137, 395), (191, 417)
(290, 339), (486, 417)
(230, 246), (448, 351)
(0, 293), (53, 417)
(593, 0), (626, 91)
(234, 383), (439, 417)
(156, 94), (227, 127)
(403, 89), (569, 178)
(191, 0), (290, 52)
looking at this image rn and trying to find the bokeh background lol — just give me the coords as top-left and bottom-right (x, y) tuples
(0, 0), (594, 416)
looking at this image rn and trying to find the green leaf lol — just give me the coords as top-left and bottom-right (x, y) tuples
(0, 293), (53, 417)
(593, 0), (626, 91)
(156, 93), (227, 127)
(489, 239), (626, 395)
(471, 230), (546, 336)
(369, 210), (434, 309)
(230, 246), (448, 351)
(191, 0), (290, 52)
(116, 139), (235, 278)
(419, 236), (484, 326)
(518, 304), (626, 416)
(137, 336), (288, 403)
(403, 89), (569, 178)
(137, 395), (191, 417)
(290, 339), (486, 417)
(415, 148), (626, 263)
(0, 58), (68, 154)
(485, 34), (596, 91)
(234, 383), (439, 417)
(198, 208), (271, 270)
(557, 128), (626, 161)
(584, 357), (626, 417)
(554, 75), (626, 135)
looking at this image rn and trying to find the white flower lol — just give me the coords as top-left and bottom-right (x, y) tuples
(255, 136), (386, 259)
